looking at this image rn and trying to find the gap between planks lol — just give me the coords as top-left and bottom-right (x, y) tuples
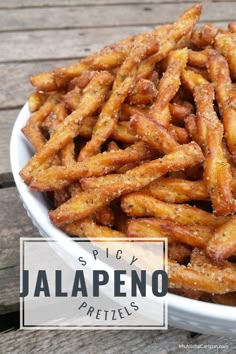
(0, 0), (212, 10)
(0, 18), (234, 34)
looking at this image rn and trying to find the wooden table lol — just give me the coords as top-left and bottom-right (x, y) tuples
(1, 0), (236, 352)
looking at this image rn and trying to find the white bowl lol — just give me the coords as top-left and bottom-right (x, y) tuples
(10, 103), (236, 335)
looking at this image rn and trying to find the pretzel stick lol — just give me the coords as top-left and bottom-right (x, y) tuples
(169, 102), (193, 123)
(208, 50), (236, 160)
(191, 24), (218, 48)
(168, 243), (192, 264)
(141, 178), (209, 203)
(214, 33), (236, 81)
(127, 217), (213, 248)
(122, 192), (225, 228)
(188, 49), (210, 67)
(22, 95), (61, 151)
(181, 68), (208, 93)
(194, 83), (236, 216)
(78, 35), (159, 161)
(62, 218), (125, 238)
(136, 4), (202, 81)
(149, 48), (188, 127)
(206, 217), (236, 262)
(20, 71), (114, 184)
(30, 142), (154, 191)
(168, 258), (236, 293)
(28, 92), (48, 113)
(130, 112), (179, 153)
(49, 142), (204, 225)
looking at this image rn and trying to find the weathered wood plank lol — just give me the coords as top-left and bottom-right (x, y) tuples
(0, 60), (75, 108)
(0, 109), (19, 176)
(0, 187), (40, 313)
(0, 267), (19, 314)
(0, 326), (235, 353)
(0, 0), (212, 10)
(0, 187), (40, 259)
(0, 19), (230, 63)
(0, 3), (235, 32)
(0, 26), (151, 62)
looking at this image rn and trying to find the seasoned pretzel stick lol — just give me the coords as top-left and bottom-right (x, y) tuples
(191, 24), (218, 48)
(22, 95), (61, 151)
(62, 218), (125, 238)
(62, 86), (82, 111)
(136, 4), (202, 81)
(111, 121), (137, 144)
(228, 23), (236, 33)
(206, 217), (236, 262)
(122, 192), (225, 228)
(28, 92), (48, 113)
(141, 178), (209, 203)
(127, 217), (213, 248)
(130, 112), (179, 153)
(41, 102), (68, 136)
(127, 78), (157, 105)
(168, 258), (236, 294)
(20, 72), (114, 184)
(126, 217), (177, 243)
(208, 50), (236, 160)
(94, 206), (115, 227)
(187, 49), (210, 67)
(76, 117), (137, 144)
(169, 102), (193, 124)
(81, 168), (216, 194)
(168, 243), (192, 264)
(194, 83), (236, 216)
(30, 142), (154, 191)
(149, 48), (188, 127)
(181, 68), (208, 93)
(167, 124), (190, 144)
(78, 35), (159, 161)
(49, 142), (204, 225)
(184, 113), (199, 143)
(30, 71), (68, 92)
(214, 33), (236, 81)
(32, 101), (73, 207)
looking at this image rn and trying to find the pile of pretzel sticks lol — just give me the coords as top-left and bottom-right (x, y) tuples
(20, 4), (236, 304)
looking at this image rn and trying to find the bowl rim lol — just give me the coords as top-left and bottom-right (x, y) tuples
(10, 102), (236, 323)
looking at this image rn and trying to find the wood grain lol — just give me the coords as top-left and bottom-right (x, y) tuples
(0, 187), (40, 313)
(1, 3), (234, 32)
(0, 327), (235, 353)
(0, 60), (75, 108)
(0, 26), (152, 62)
(0, 0), (213, 10)
(0, 109), (19, 177)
